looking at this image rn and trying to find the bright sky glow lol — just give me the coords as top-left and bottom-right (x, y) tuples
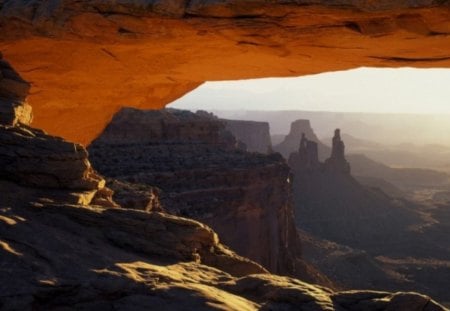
(169, 67), (450, 114)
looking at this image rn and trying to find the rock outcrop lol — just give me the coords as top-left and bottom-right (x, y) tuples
(89, 107), (305, 278)
(0, 2), (449, 144)
(0, 54), (110, 206)
(289, 129), (450, 305)
(222, 119), (272, 153)
(275, 120), (331, 161)
(288, 133), (321, 171)
(0, 125), (104, 193)
(324, 129), (351, 174)
(289, 129), (418, 247)
(0, 54), (32, 126)
(287, 128), (350, 175)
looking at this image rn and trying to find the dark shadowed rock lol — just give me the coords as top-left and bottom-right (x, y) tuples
(324, 129), (351, 174)
(0, 125), (104, 191)
(107, 178), (164, 212)
(89, 107), (305, 279)
(0, 53), (32, 126)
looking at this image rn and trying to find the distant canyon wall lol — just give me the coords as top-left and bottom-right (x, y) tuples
(222, 119), (272, 154)
(274, 119), (331, 161)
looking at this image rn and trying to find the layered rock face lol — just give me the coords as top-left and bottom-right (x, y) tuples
(275, 120), (331, 161)
(0, 126), (103, 190)
(0, 55), (107, 206)
(89, 108), (304, 277)
(1, 1), (449, 144)
(222, 119), (272, 153)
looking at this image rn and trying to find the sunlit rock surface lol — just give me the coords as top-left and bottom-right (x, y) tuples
(0, 1), (449, 144)
(1, 179), (448, 310)
(89, 108), (306, 279)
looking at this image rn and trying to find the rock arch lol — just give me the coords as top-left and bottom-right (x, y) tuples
(0, 1), (449, 144)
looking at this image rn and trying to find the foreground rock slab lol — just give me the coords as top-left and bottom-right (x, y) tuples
(0, 180), (447, 310)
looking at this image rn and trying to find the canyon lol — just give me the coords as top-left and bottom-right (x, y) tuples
(88, 107), (307, 280)
(286, 123), (450, 305)
(2, 53), (448, 310)
(1, 1), (450, 309)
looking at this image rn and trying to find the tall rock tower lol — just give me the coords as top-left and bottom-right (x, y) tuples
(324, 129), (350, 174)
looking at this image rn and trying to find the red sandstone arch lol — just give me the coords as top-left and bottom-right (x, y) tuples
(1, 2), (449, 145)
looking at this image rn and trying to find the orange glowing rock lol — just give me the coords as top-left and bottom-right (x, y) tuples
(0, 2), (449, 144)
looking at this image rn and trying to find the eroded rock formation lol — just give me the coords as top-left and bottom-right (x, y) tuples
(0, 55), (108, 206)
(288, 133), (321, 171)
(325, 129), (351, 174)
(0, 1), (449, 144)
(275, 120), (331, 161)
(289, 128), (417, 247)
(289, 129), (450, 304)
(89, 108), (305, 278)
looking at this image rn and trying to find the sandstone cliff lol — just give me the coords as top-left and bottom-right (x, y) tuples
(1, 1), (449, 144)
(89, 108), (304, 278)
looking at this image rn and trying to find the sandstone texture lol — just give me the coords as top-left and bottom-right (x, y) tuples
(0, 55), (109, 207)
(0, 125), (103, 191)
(89, 108), (306, 279)
(0, 1), (449, 144)
(223, 119), (272, 153)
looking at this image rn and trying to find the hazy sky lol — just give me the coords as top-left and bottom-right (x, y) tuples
(170, 68), (450, 114)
